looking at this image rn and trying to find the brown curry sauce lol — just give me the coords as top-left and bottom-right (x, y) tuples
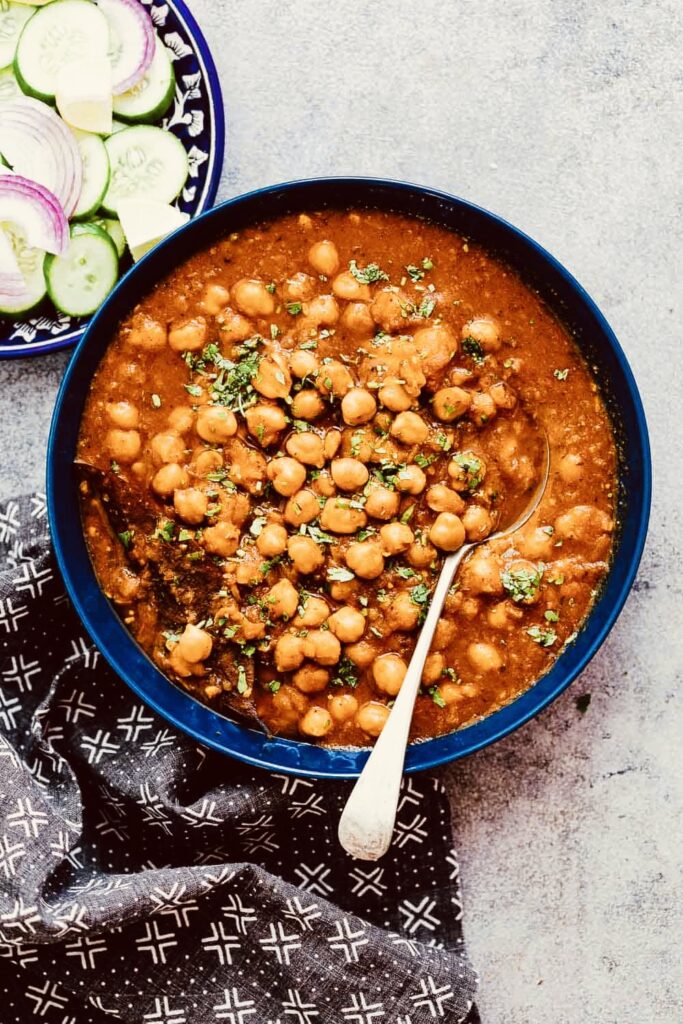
(77, 209), (616, 747)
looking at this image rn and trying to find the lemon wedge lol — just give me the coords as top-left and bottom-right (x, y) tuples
(56, 58), (113, 135)
(117, 199), (189, 261)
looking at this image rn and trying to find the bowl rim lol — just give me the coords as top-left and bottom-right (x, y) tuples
(0, 0), (226, 360)
(47, 175), (652, 779)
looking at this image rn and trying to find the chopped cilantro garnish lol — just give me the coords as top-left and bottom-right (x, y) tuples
(410, 583), (431, 606)
(184, 384), (203, 397)
(177, 529), (194, 542)
(236, 665), (249, 693)
(435, 432), (452, 452)
(348, 260), (389, 284)
(306, 525), (335, 544)
(327, 567), (355, 583)
(265, 282), (276, 294)
(554, 368), (569, 381)
(414, 453), (436, 469)
(417, 296), (436, 318)
(422, 257), (434, 271)
(429, 686), (446, 708)
(249, 516), (267, 537)
(544, 609), (559, 622)
(405, 264), (425, 282)
(154, 520), (175, 542)
(462, 336), (485, 363)
(207, 347), (262, 414)
(267, 679), (281, 693)
(400, 504), (416, 524)
(451, 453), (483, 490)
(118, 530), (133, 549)
(286, 302), (303, 315)
(151, 393), (161, 409)
(332, 656), (359, 688)
(527, 625), (557, 647)
(110, 460), (121, 475)
(501, 565), (542, 602)
(396, 566), (417, 579)
(300, 339), (318, 350)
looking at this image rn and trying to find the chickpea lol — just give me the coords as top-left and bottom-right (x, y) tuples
(174, 487), (208, 525)
(341, 388), (377, 426)
(267, 457), (307, 497)
(303, 629), (341, 666)
(167, 406), (194, 434)
(316, 360), (354, 399)
(308, 239), (340, 277)
(290, 349), (320, 378)
(378, 382), (413, 412)
(462, 316), (501, 352)
(177, 623), (212, 663)
(304, 295), (339, 326)
(268, 683), (307, 733)
(327, 606), (366, 643)
(288, 534), (325, 574)
(320, 498), (367, 534)
(223, 491), (251, 526)
(372, 653), (407, 696)
(232, 278), (275, 317)
(126, 315), (166, 351)
(386, 591), (420, 632)
(356, 701), (390, 737)
(462, 505), (494, 541)
(152, 462), (189, 498)
(106, 400), (139, 429)
(448, 451), (486, 491)
(283, 272), (316, 302)
(390, 410), (429, 445)
(168, 316), (207, 353)
(217, 307), (253, 343)
(106, 429), (141, 464)
(487, 601), (523, 629)
(413, 324), (457, 379)
(433, 617), (457, 650)
(460, 550), (504, 595)
(202, 282), (230, 316)
(517, 526), (554, 561)
(364, 484), (400, 521)
(395, 465), (427, 495)
(291, 389), (325, 421)
(406, 539), (437, 569)
(299, 706), (333, 738)
(379, 521), (413, 555)
(344, 641), (376, 669)
(294, 595), (330, 628)
(469, 392), (497, 425)
(328, 579), (358, 603)
(286, 431), (326, 468)
(267, 578), (299, 620)
(430, 513), (466, 552)
(197, 406), (237, 443)
(227, 441), (267, 494)
(274, 633), (306, 672)
(254, 357), (292, 401)
(311, 470), (336, 497)
(293, 664), (330, 693)
(422, 652), (445, 685)
(432, 386), (471, 422)
(203, 520), (240, 556)
(256, 522), (288, 557)
(284, 489), (319, 526)
(323, 430), (342, 461)
(435, 681), (464, 705)
(467, 641), (504, 672)
(489, 381), (516, 410)
(556, 504), (613, 542)
(370, 289), (405, 333)
(426, 484), (465, 515)
(193, 449), (223, 476)
(330, 457), (369, 492)
(345, 541), (384, 579)
(332, 271), (371, 302)
(558, 452), (584, 484)
(245, 404), (287, 447)
(329, 693), (359, 722)
(341, 302), (374, 334)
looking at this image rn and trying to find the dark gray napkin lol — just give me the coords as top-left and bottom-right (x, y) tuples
(0, 493), (479, 1023)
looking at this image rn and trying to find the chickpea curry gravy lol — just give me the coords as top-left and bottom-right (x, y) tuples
(78, 208), (617, 747)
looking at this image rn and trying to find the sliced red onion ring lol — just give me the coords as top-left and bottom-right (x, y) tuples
(0, 98), (83, 218)
(0, 227), (32, 308)
(97, 0), (155, 95)
(0, 174), (68, 255)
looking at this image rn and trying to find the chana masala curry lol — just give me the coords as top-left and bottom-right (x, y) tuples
(77, 208), (617, 747)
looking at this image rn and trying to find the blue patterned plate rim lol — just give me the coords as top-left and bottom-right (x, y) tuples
(0, 0), (225, 359)
(47, 176), (652, 779)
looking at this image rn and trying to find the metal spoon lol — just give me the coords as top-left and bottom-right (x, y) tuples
(338, 433), (550, 861)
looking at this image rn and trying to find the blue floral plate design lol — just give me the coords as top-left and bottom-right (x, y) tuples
(0, 0), (225, 358)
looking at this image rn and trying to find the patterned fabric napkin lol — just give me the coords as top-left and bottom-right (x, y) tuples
(0, 494), (479, 1024)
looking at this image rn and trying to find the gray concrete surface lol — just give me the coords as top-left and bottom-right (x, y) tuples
(1, 1), (681, 1020)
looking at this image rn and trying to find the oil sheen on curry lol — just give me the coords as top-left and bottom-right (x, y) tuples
(78, 209), (617, 747)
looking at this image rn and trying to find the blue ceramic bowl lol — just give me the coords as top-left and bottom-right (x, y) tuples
(47, 177), (651, 779)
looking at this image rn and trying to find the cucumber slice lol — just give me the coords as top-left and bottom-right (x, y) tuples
(112, 37), (175, 124)
(0, 220), (47, 314)
(72, 131), (110, 220)
(90, 216), (126, 258)
(45, 222), (118, 316)
(0, 3), (35, 71)
(14, 0), (109, 103)
(0, 63), (20, 102)
(102, 125), (188, 215)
